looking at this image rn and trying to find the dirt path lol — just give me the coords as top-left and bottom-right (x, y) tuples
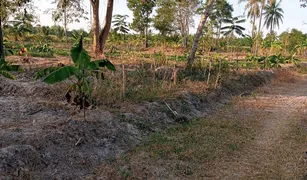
(211, 76), (307, 179)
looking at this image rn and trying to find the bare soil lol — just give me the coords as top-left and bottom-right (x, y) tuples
(0, 58), (273, 179)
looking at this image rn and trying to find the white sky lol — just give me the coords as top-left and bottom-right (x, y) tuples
(35, 0), (307, 35)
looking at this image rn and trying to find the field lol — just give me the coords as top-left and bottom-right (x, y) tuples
(1, 39), (307, 179)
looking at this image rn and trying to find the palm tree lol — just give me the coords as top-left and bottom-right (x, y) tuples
(221, 16), (246, 37)
(263, 0), (284, 33)
(239, 0), (260, 38)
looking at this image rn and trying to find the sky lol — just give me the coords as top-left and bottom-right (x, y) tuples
(35, 0), (307, 35)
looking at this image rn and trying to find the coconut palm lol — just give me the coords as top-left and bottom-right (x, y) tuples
(239, 0), (261, 38)
(263, 0), (284, 33)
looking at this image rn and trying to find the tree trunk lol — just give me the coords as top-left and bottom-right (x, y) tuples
(98, 0), (114, 54)
(255, 1), (264, 55)
(0, 19), (4, 61)
(64, 7), (68, 44)
(251, 15), (256, 54)
(144, 11), (149, 48)
(187, 0), (215, 68)
(145, 26), (149, 48)
(182, 35), (187, 48)
(215, 21), (222, 49)
(91, 0), (100, 55)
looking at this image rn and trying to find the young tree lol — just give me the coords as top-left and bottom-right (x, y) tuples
(221, 16), (246, 37)
(112, 14), (130, 40)
(187, 0), (216, 68)
(127, 0), (155, 48)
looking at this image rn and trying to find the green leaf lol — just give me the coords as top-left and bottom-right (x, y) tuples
(88, 59), (116, 71)
(0, 70), (16, 80)
(35, 66), (61, 80)
(43, 66), (78, 84)
(70, 36), (91, 68)
(82, 79), (91, 97)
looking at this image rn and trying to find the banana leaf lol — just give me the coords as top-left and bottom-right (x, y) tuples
(0, 70), (16, 80)
(44, 66), (78, 84)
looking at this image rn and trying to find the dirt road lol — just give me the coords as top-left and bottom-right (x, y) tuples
(206, 75), (307, 179)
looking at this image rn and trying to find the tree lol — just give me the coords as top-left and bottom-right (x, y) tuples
(239, 0), (260, 38)
(263, 0), (284, 33)
(153, 0), (175, 36)
(127, 0), (155, 48)
(279, 29), (307, 53)
(174, 0), (199, 48)
(90, 0), (114, 55)
(209, 0), (233, 48)
(221, 16), (246, 37)
(98, 0), (114, 53)
(112, 14), (130, 40)
(0, 0), (31, 60)
(48, 0), (88, 43)
(187, 0), (216, 68)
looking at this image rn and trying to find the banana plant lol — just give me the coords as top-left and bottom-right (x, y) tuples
(0, 58), (24, 80)
(267, 54), (284, 68)
(36, 36), (115, 108)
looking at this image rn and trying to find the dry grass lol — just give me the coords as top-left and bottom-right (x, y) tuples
(272, 68), (299, 84)
(91, 73), (307, 180)
(91, 103), (261, 179)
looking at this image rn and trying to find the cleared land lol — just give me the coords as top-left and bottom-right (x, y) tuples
(93, 70), (307, 179)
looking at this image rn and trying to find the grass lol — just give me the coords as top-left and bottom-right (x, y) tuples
(92, 103), (261, 179)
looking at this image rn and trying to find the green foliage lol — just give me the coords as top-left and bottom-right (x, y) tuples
(6, 20), (32, 41)
(112, 14), (130, 35)
(0, 58), (24, 80)
(263, 0), (284, 33)
(279, 29), (307, 54)
(28, 43), (54, 57)
(36, 36), (115, 108)
(54, 49), (70, 56)
(49, 0), (88, 26)
(153, 0), (176, 36)
(221, 16), (246, 37)
(127, 0), (155, 34)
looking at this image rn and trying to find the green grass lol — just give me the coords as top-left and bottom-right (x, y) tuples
(54, 49), (70, 56)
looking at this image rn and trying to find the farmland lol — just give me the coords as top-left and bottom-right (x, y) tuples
(1, 0), (307, 179)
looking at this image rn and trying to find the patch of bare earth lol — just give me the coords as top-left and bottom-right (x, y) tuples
(93, 71), (307, 179)
(210, 73), (307, 179)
